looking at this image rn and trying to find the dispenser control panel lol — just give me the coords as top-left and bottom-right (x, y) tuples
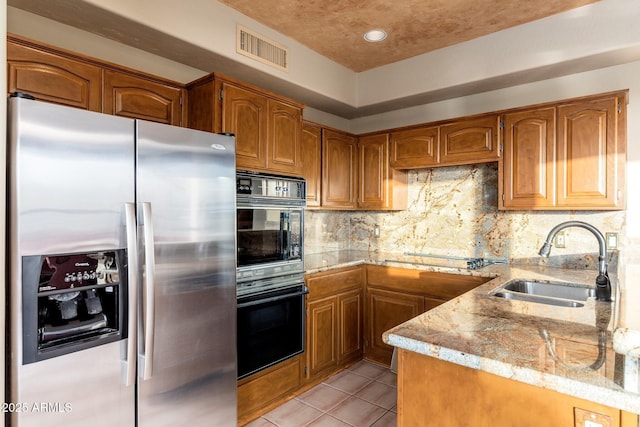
(22, 250), (125, 364)
(38, 253), (119, 292)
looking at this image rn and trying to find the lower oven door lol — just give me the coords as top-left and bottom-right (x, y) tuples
(237, 283), (308, 379)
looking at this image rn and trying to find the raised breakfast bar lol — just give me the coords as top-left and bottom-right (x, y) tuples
(305, 250), (640, 426)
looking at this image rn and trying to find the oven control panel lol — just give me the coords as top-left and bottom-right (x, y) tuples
(236, 171), (306, 204)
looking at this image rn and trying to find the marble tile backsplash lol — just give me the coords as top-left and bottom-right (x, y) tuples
(304, 163), (626, 271)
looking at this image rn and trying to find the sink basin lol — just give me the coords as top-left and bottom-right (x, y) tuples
(491, 279), (595, 308)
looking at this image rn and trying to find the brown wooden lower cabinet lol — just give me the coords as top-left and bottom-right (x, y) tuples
(366, 287), (425, 365)
(306, 267), (364, 382)
(305, 288), (365, 379)
(237, 354), (303, 426)
(398, 349), (638, 427)
(364, 265), (490, 366)
(307, 296), (338, 377)
(337, 289), (364, 363)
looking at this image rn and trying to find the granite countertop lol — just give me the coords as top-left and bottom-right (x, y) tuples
(304, 250), (640, 414)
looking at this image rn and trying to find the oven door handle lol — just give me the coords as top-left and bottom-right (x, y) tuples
(237, 288), (308, 308)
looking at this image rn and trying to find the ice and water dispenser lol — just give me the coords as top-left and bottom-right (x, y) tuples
(21, 250), (127, 363)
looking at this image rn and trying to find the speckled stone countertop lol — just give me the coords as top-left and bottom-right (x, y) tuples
(304, 250), (640, 414)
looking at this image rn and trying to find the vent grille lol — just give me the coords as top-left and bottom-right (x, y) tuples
(237, 25), (289, 72)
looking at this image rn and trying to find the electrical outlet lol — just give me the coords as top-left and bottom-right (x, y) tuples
(554, 231), (566, 248)
(374, 225), (381, 238)
(574, 407), (612, 427)
(605, 232), (618, 250)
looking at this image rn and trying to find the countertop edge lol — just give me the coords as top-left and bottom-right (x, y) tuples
(385, 333), (640, 414)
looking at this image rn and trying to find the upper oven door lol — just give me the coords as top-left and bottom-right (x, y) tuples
(237, 207), (303, 268)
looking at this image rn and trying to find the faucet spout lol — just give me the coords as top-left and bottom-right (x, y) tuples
(538, 221), (611, 302)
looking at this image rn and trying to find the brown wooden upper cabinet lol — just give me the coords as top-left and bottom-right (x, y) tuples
(7, 36), (102, 111)
(103, 69), (183, 126)
(219, 78), (304, 175)
(7, 35), (186, 126)
(267, 99), (303, 175)
(556, 94), (625, 209)
(390, 115), (499, 169)
(440, 115), (500, 165)
(301, 122), (322, 207)
(502, 106), (556, 209)
(221, 82), (268, 171)
(321, 129), (358, 209)
(501, 91), (627, 210)
(303, 126), (407, 210)
(358, 133), (407, 210)
(390, 126), (439, 168)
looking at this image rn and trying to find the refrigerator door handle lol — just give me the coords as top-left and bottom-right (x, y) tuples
(139, 202), (156, 380)
(124, 202), (138, 387)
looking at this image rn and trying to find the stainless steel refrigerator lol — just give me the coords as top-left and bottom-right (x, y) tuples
(7, 95), (237, 427)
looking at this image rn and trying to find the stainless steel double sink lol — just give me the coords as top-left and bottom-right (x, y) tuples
(490, 279), (596, 308)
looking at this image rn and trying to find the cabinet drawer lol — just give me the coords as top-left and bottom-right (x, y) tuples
(306, 266), (364, 299)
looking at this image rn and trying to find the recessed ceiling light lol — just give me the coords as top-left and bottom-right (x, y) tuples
(363, 29), (387, 42)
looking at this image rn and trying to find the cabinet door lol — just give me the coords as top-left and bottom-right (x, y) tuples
(7, 40), (102, 111)
(103, 70), (183, 125)
(440, 115), (499, 165)
(306, 297), (338, 379)
(557, 95), (624, 209)
(301, 122), (322, 207)
(502, 107), (556, 209)
(359, 133), (408, 210)
(337, 289), (363, 364)
(221, 83), (268, 170)
(366, 288), (425, 366)
(390, 126), (439, 169)
(322, 129), (358, 209)
(267, 99), (302, 175)
(358, 134), (389, 209)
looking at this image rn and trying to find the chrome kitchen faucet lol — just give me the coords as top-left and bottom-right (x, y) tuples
(538, 221), (612, 302)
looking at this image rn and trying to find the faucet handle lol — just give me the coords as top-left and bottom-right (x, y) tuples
(595, 273), (612, 302)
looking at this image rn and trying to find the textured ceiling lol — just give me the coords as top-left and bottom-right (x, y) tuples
(219, 0), (600, 72)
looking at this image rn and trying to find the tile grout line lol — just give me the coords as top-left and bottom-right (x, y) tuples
(248, 361), (397, 427)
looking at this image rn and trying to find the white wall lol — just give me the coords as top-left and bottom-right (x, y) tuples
(79, 0), (358, 106)
(8, 7), (208, 84)
(356, 0), (640, 108)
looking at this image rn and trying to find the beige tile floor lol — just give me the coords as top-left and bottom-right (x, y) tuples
(245, 360), (397, 427)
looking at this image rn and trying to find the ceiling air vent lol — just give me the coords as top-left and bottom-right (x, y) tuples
(237, 25), (289, 72)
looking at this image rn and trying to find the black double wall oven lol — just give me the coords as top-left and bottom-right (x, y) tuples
(236, 171), (306, 379)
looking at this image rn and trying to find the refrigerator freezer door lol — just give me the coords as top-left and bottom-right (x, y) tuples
(135, 121), (237, 426)
(9, 97), (136, 256)
(8, 97), (136, 426)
